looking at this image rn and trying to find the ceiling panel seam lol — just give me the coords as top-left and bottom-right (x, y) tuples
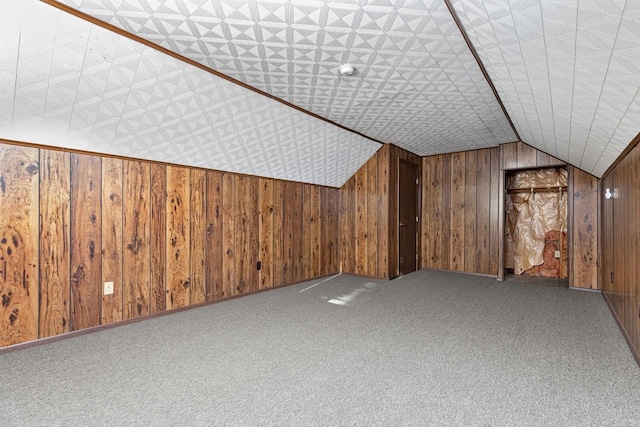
(442, 0), (521, 143)
(41, 0), (385, 148)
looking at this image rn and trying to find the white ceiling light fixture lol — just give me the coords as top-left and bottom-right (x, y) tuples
(339, 64), (355, 76)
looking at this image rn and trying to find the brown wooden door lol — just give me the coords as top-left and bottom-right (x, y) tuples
(398, 159), (418, 275)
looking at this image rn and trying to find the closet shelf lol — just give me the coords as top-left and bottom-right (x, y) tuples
(506, 186), (567, 194)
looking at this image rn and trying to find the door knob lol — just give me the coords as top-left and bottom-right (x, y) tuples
(399, 222), (405, 227)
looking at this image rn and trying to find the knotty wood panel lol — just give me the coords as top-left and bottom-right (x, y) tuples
(259, 179), (274, 290)
(310, 185), (321, 277)
(166, 166), (190, 309)
(70, 153), (102, 331)
(272, 180), (285, 287)
(234, 175), (258, 295)
(101, 158), (123, 324)
(189, 169), (206, 304)
(366, 157), (378, 277)
(123, 160), (150, 319)
(149, 163), (166, 313)
(476, 149), (492, 275)
(327, 187), (340, 274)
(302, 185), (313, 279)
(39, 149), (70, 338)
(464, 151), (477, 273)
(355, 166), (367, 275)
(0, 145), (39, 346)
(450, 152), (465, 271)
(291, 182), (304, 283)
(221, 174), (236, 298)
(570, 167), (598, 289)
(205, 170), (223, 300)
(377, 145), (389, 278)
(489, 148), (501, 275)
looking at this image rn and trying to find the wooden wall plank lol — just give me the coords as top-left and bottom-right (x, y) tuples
(259, 178), (274, 290)
(0, 145), (39, 345)
(234, 176), (258, 294)
(503, 143), (518, 170)
(320, 187), (329, 277)
(464, 151), (477, 273)
(517, 141), (537, 168)
(221, 174), (236, 298)
(272, 180), (284, 286)
(283, 181), (295, 284)
(377, 145), (389, 278)
(476, 149), (491, 275)
(367, 157), (378, 276)
(441, 154), (451, 271)
(166, 166), (190, 309)
(39, 149), (71, 338)
(205, 171), (223, 300)
(450, 152), (465, 271)
(149, 164), (166, 313)
(101, 157), (123, 324)
(489, 147), (501, 276)
(123, 160), (151, 319)
(327, 188), (339, 274)
(310, 185), (321, 277)
(70, 153), (102, 331)
(189, 169), (206, 304)
(355, 166), (367, 275)
(571, 168), (598, 289)
(292, 182), (304, 283)
(302, 185), (313, 279)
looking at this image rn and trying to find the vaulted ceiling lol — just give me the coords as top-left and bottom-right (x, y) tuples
(1, 0), (638, 185)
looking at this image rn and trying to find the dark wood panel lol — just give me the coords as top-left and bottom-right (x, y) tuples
(398, 160), (418, 275)
(123, 160), (151, 319)
(377, 145), (389, 278)
(516, 141), (537, 168)
(190, 169), (206, 304)
(221, 174), (236, 298)
(464, 151), (477, 273)
(234, 176), (258, 295)
(101, 157), (123, 324)
(476, 149), (491, 274)
(302, 185), (312, 279)
(283, 181), (295, 284)
(70, 153), (102, 331)
(149, 163), (166, 313)
(355, 166), (367, 275)
(366, 157), (378, 276)
(450, 152), (465, 271)
(272, 180), (284, 287)
(503, 143), (518, 170)
(489, 148), (501, 276)
(327, 188), (339, 274)
(166, 166), (190, 309)
(310, 185), (321, 277)
(259, 178), (274, 290)
(571, 167), (598, 289)
(291, 182), (304, 283)
(205, 170), (223, 300)
(0, 145), (39, 346)
(39, 149), (70, 338)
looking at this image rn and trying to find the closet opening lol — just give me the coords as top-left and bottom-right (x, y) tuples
(504, 166), (568, 287)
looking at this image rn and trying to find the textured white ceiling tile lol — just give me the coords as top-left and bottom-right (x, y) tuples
(452, 0), (640, 176)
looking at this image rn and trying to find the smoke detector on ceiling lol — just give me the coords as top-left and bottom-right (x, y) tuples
(339, 64), (356, 76)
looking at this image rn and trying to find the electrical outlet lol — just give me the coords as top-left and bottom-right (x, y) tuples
(256, 261), (262, 271)
(104, 281), (114, 296)
(554, 250), (560, 258)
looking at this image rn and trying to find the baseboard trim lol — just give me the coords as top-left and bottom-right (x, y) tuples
(419, 267), (498, 279)
(0, 273), (338, 355)
(569, 286), (602, 293)
(602, 292), (640, 368)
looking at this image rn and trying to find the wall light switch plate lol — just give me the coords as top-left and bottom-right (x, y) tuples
(104, 281), (114, 296)
(554, 250), (560, 258)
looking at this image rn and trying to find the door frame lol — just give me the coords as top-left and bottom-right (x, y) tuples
(397, 158), (420, 276)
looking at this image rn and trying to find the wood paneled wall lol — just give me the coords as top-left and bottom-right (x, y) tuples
(421, 142), (599, 288)
(0, 141), (339, 348)
(339, 144), (420, 279)
(421, 148), (501, 275)
(601, 142), (640, 359)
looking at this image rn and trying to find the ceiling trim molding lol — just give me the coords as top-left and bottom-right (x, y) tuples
(41, 0), (385, 147)
(442, 0), (521, 142)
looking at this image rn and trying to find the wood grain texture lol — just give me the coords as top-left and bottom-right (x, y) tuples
(39, 149), (70, 338)
(70, 153), (102, 331)
(101, 157), (123, 324)
(166, 166), (190, 309)
(377, 145), (389, 278)
(450, 152), (465, 271)
(570, 167), (598, 289)
(149, 163), (166, 313)
(464, 151), (477, 273)
(516, 141), (537, 168)
(310, 185), (321, 277)
(0, 145), (39, 346)
(327, 188), (340, 274)
(489, 148), (501, 276)
(259, 179), (274, 290)
(234, 176), (258, 295)
(355, 166), (367, 275)
(366, 157), (378, 277)
(476, 149), (491, 275)
(272, 180), (284, 287)
(205, 171), (223, 299)
(189, 169), (206, 304)
(123, 160), (150, 319)
(221, 174), (236, 298)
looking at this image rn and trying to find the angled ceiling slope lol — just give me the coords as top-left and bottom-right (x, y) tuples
(0, 0), (381, 187)
(452, 0), (640, 177)
(52, 0), (518, 156)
